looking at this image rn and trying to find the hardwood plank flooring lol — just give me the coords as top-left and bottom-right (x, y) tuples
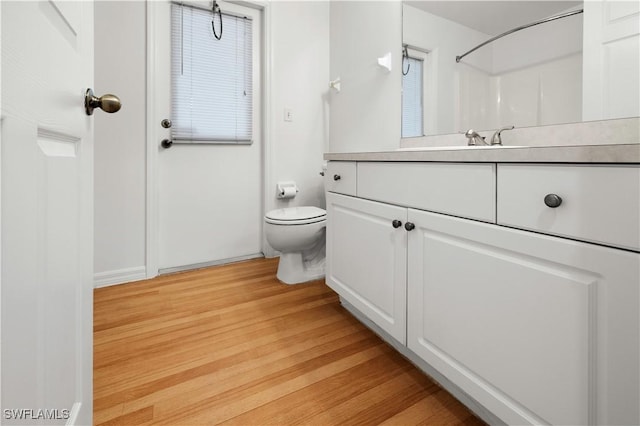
(94, 257), (485, 425)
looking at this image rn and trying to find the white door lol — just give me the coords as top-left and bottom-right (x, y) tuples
(1, 1), (95, 424)
(582, 0), (640, 120)
(325, 192), (407, 344)
(152, 0), (262, 272)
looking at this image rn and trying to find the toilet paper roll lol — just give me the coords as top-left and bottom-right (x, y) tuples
(280, 186), (297, 199)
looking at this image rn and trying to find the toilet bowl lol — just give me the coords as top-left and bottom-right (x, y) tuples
(265, 206), (326, 284)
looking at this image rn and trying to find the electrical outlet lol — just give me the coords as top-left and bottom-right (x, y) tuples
(284, 108), (293, 122)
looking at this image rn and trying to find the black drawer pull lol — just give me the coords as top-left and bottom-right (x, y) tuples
(392, 220), (402, 228)
(333, 174), (341, 181)
(544, 194), (563, 208)
(404, 222), (415, 231)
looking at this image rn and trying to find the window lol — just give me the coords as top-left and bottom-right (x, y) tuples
(171, 3), (253, 143)
(402, 55), (424, 138)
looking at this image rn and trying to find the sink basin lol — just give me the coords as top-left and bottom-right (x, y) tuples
(397, 145), (526, 151)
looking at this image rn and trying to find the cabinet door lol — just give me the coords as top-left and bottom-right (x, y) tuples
(326, 193), (407, 344)
(407, 209), (639, 426)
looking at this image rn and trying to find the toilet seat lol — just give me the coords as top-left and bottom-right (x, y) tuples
(265, 206), (326, 225)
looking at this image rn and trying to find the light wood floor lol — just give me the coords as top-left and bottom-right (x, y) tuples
(94, 257), (485, 425)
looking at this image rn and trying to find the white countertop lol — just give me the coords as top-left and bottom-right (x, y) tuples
(324, 144), (640, 163)
(325, 118), (640, 163)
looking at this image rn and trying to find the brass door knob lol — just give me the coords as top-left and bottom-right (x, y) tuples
(85, 88), (122, 115)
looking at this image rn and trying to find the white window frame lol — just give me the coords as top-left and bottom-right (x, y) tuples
(402, 51), (424, 138)
(402, 47), (435, 138)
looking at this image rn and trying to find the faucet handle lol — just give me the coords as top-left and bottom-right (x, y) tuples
(490, 125), (515, 145)
(464, 129), (486, 146)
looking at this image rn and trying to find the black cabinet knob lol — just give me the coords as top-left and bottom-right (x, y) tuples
(333, 174), (341, 181)
(392, 220), (402, 228)
(404, 222), (415, 231)
(544, 194), (563, 208)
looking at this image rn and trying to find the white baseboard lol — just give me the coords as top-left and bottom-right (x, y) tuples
(158, 253), (264, 275)
(94, 266), (147, 288)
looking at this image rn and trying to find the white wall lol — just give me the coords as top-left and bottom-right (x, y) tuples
(329, 1), (402, 152)
(94, 1), (331, 281)
(94, 1), (147, 287)
(262, 1), (330, 256)
(267, 1), (330, 212)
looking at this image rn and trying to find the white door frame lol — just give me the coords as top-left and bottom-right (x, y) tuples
(145, 0), (272, 278)
(146, 0), (160, 278)
(0, 2), (3, 405)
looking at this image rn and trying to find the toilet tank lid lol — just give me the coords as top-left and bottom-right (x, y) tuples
(265, 206), (326, 221)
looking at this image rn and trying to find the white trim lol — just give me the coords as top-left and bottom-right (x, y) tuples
(0, 0), (3, 404)
(262, 1), (276, 258)
(159, 253), (263, 275)
(94, 266), (147, 288)
(407, 48), (431, 137)
(146, 0), (159, 279)
(65, 402), (81, 426)
(403, 45), (438, 137)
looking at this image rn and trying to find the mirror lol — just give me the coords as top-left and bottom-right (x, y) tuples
(401, 1), (640, 138)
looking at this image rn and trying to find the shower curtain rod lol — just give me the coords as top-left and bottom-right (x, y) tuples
(456, 8), (583, 63)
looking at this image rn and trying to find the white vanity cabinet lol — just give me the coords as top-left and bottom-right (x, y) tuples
(325, 159), (640, 426)
(406, 208), (639, 426)
(325, 192), (408, 343)
(325, 161), (495, 345)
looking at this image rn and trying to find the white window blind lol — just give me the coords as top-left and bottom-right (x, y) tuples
(402, 57), (423, 138)
(171, 3), (253, 143)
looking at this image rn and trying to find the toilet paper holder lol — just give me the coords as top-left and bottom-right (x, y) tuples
(276, 181), (299, 199)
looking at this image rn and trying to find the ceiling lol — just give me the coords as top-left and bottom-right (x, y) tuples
(404, 1), (583, 35)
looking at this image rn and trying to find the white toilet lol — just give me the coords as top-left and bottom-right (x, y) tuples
(265, 206), (326, 284)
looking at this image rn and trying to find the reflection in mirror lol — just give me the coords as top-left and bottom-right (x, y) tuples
(402, 47), (426, 138)
(402, 1), (640, 137)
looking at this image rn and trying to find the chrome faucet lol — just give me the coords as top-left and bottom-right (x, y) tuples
(464, 129), (487, 146)
(490, 125), (515, 146)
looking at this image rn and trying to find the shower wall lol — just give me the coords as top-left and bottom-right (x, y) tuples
(457, 53), (582, 132)
(404, 4), (583, 135)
